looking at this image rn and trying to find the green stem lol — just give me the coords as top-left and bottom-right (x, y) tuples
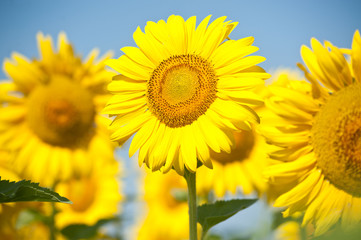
(49, 202), (56, 240)
(184, 168), (197, 240)
(49, 183), (58, 240)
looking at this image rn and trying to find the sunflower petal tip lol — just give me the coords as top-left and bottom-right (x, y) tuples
(36, 32), (44, 40)
(58, 31), (68, 41)
(354, 29), (361, 40)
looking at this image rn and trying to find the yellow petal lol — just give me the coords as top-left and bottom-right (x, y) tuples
(215, 56), (266, 76)
(326, 41), (353, 85)
(205, 108), (237, 130)
(166, 15), (187, 55)
(265, 97), (313, 123)
(217, 77), (264, 90)
(133, 26), (170, 66)
(213, 43), (259, 69)
(185, 16), (197, 54)
(191, 123), (212, 169)
(274, 170), (321, 207)
(0, 105), (26, 122)
(189, 15), (212, 54)
(57, 32), (74, 60)
(37, 32), (55, 62)
(121, 46), (155, 69)
(199, 16), (228, 59)
(311, 38), (343, 90)
(84, 48), (100, 66)
(180, 125), (198, 172)
(110, 111), (152, 142)
(265, 153), (316, 178)
(198, 116), (232, 153)
(3, 55), (43, 92)
(106, 57), (150, 80)
(129, 117), (158, 157)
(196, 117), (220, 153)
(102, 96), (146, 115)
(156, 127), (176, 173)
(107, 77), (147, 93)
(268, 85), (319, 111)
(164, 128), (181, 173)
(109, 106), (147, 132)
(211, 98), (260, 123)
(218, 89), (264, 106)
(302, 180), (330, 226)
(352, 30), (361, 83)
(147, 123), (167, 171)
(314, 186), (344, 236)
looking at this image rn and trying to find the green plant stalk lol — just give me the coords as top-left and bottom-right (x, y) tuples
(184, 168), (197, 240)
(49, 183), (58, 240)
(49, 201), (56, 240)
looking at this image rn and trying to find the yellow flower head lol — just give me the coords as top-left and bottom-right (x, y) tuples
(104, 15), (269, 174)
(0, 32), (115, 186)
(137, 170), (190, 240)
(264, 30), (361, 236)
(54, 159), (122, 228)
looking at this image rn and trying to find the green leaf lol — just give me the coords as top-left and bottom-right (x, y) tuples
(0, 178), (71, 203)
(60, 218), (118, 240)
(197, 199), (257, 236)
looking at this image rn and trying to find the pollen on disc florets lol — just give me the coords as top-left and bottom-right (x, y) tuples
(26, 76), (95, 148)
(147, 54), (217, 128)
(312, 83), (361, 196)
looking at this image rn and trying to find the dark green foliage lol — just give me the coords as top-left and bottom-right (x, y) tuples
(0, 178), (71, 203)
(60, 218), (119, 240)
(197, 199), (257, 236)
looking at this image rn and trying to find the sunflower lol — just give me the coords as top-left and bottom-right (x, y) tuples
(137, 170), (191, 240)
(197, 110), (269, 197)
(104, 15), (269, 174)
(0, 32), (115, 186)
(54, 158), (121, 229)
(263, 30), (361, 235)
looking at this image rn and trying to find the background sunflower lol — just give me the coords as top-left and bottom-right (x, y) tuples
(0, 32), (115, 186)
(263, 31), (361, 236)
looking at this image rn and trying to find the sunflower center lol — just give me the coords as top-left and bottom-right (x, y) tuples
(312, 83), (361, 196)
(147, 54), (217, 128)
(210, 130), (255, 164)
(26, 76), (95, 147)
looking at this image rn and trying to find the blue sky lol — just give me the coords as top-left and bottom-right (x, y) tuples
(0, 0), (360, 80)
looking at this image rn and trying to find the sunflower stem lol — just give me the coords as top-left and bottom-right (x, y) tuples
(184, 168), (197, 240)
(49, 201), (56, 240)
(49, 183), (58, 240)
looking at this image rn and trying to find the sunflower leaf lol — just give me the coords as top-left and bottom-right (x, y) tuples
(0, 178), (71, 203)
(60, 218), (119, 240)
(197, 199), (257, 235)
